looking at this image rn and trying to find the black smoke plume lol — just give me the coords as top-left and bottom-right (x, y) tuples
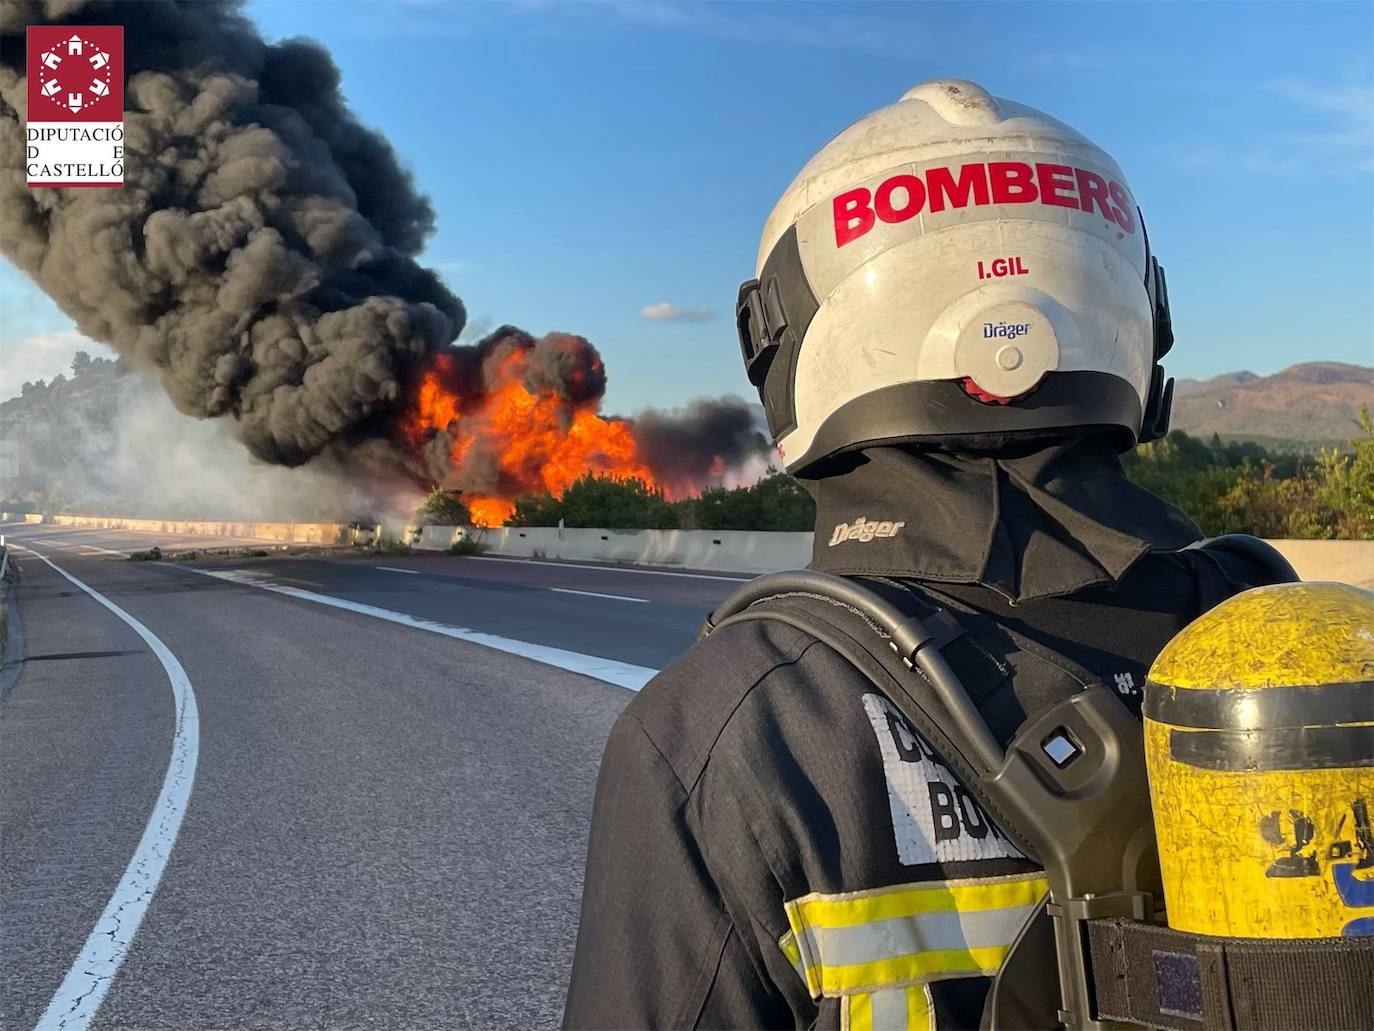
(0, 0), (462, 466)
(0, 0), (767, 509)
(632, 397), (768, 492)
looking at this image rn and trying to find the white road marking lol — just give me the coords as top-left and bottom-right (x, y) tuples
(79, 544), (128, 557)
(468, 555), (752, 582)
(14, 545), (200, 1031)
(548, 587), (649, 604)
(376, 565), (420, 575)
(194, 568), (657, 692)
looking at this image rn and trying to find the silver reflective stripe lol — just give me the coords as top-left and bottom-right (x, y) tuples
(870, 986), (910, 1030)
(795, 900), (1039, 969)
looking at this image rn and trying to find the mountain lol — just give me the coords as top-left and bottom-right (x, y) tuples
(1168, 362), (1374, 448)
(1173, 370), (1260, 397)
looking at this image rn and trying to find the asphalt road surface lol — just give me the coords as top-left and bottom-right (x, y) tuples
(0, 522), (747, 1030)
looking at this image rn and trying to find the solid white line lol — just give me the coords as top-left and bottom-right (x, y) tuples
(15, 545), (200, 1031)
(193, 568), (657, 692)
(376, 565), (420, 575)
(548, 587), (649, 604)
(468, 555), (752, 582)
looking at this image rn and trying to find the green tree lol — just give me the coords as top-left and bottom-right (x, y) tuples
(1313, 407), (1374, 539)
(506, 474), (679, 529)
(414, 487), (470, 526)
(688, 472), (816, 531)
(561, 475), (679, 529)
(507, 491), (565, 527)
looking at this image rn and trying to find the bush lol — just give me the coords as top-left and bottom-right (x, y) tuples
(508, 474), (679, 529)
(414, 487), (470, 526)
(507, 491), (566, 527)
(1123, 412), (1373, 539)
(685, 472), (816, 531)
(448, 536), (487, 556)
(128, 546), (162, 561)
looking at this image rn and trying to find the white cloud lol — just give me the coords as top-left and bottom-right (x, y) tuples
(1261, 79), (1374, 172)
(641, 301), (715, 322)
(0, 330), (113, 401)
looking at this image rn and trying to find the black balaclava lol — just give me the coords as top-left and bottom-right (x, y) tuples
(807, 437), (1201, 603)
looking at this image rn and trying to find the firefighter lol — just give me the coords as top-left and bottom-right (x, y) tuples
(563, 80), (1292, 1030)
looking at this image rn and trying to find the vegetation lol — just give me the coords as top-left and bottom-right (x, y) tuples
(1122, 410), (1373, 539)
(447, 536), (487, 556)
(502, 415), (1372, 540)
(508, 475), (681, 530)
(505, 472), (816, 531)
(687, 473), (816, 531)
(128, 546), (163, 561)
(413, 487), (470, 526)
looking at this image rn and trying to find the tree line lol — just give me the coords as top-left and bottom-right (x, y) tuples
(418, 414), (1373, 540)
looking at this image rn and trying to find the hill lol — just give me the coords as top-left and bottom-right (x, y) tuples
(1168, 362), (1374, 449)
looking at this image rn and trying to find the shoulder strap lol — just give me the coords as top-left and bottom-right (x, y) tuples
(701, 570), (1129, 864)
(704, 577), (1039, 856)
(1183, 533), (1300, 609)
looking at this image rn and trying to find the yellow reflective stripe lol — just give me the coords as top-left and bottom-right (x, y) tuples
(844, 985), (935, 1031)
(846, 991), (874, 1031)
(906, 984), (933, 1031)
(818, 943), (1009, 996)
(787, 873), (1048, 931)
(778, 928), (819, 994)
(779, 874), (1045, 999)
(780, 929), (802, 967)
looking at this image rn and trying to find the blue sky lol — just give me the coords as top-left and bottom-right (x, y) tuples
(4, 0), (1372, 411)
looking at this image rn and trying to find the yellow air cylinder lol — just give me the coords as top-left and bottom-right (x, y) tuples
(1143, 581), (1374, 938)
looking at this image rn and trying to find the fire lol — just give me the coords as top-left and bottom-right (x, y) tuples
(401, 342), (662, 526)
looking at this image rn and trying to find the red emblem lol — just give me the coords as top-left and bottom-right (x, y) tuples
(27, 25), (123, 122)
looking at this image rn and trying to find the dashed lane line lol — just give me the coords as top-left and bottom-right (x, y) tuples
(466, 555), (752, 582)
(376, 566), (420, 575)
(191, 568), (657, 692)
(13, 545), (200, 1031)
(548, 587), (649, 604)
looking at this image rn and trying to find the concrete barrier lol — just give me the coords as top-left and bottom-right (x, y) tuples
(43, 514), (352, 545)
(472, 526), (813, 573)
(1268, 539), (1374, 589)
(470, 527), (1373, 586)
(413, 524), (461, 551)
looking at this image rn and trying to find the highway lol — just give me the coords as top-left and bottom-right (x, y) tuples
(0, 521), (747, 1030)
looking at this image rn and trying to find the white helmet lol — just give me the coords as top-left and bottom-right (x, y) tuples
(737, 79), (1174, 474)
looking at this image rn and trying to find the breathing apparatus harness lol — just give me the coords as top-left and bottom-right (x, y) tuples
(700, 539), (1374, 1031)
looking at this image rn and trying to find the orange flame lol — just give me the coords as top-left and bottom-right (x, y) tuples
(402, 349), (662, 526)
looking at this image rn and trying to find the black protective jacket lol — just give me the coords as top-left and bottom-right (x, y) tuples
(564, 442), (1284, 1030)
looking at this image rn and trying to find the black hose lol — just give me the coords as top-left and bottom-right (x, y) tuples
(704, 570), (1006, 774)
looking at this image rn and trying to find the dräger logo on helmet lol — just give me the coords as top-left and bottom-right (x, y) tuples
(983, 321), (1030, 339)
(830, 516), (906, 546)
(833, 160), (1136, 247)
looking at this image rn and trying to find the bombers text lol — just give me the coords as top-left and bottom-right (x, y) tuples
(833, 161), (1136, 247)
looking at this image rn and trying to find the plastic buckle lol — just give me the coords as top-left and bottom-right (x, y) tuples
(735, 279), (777, 386)
(1048, 891), (1154, 1029)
